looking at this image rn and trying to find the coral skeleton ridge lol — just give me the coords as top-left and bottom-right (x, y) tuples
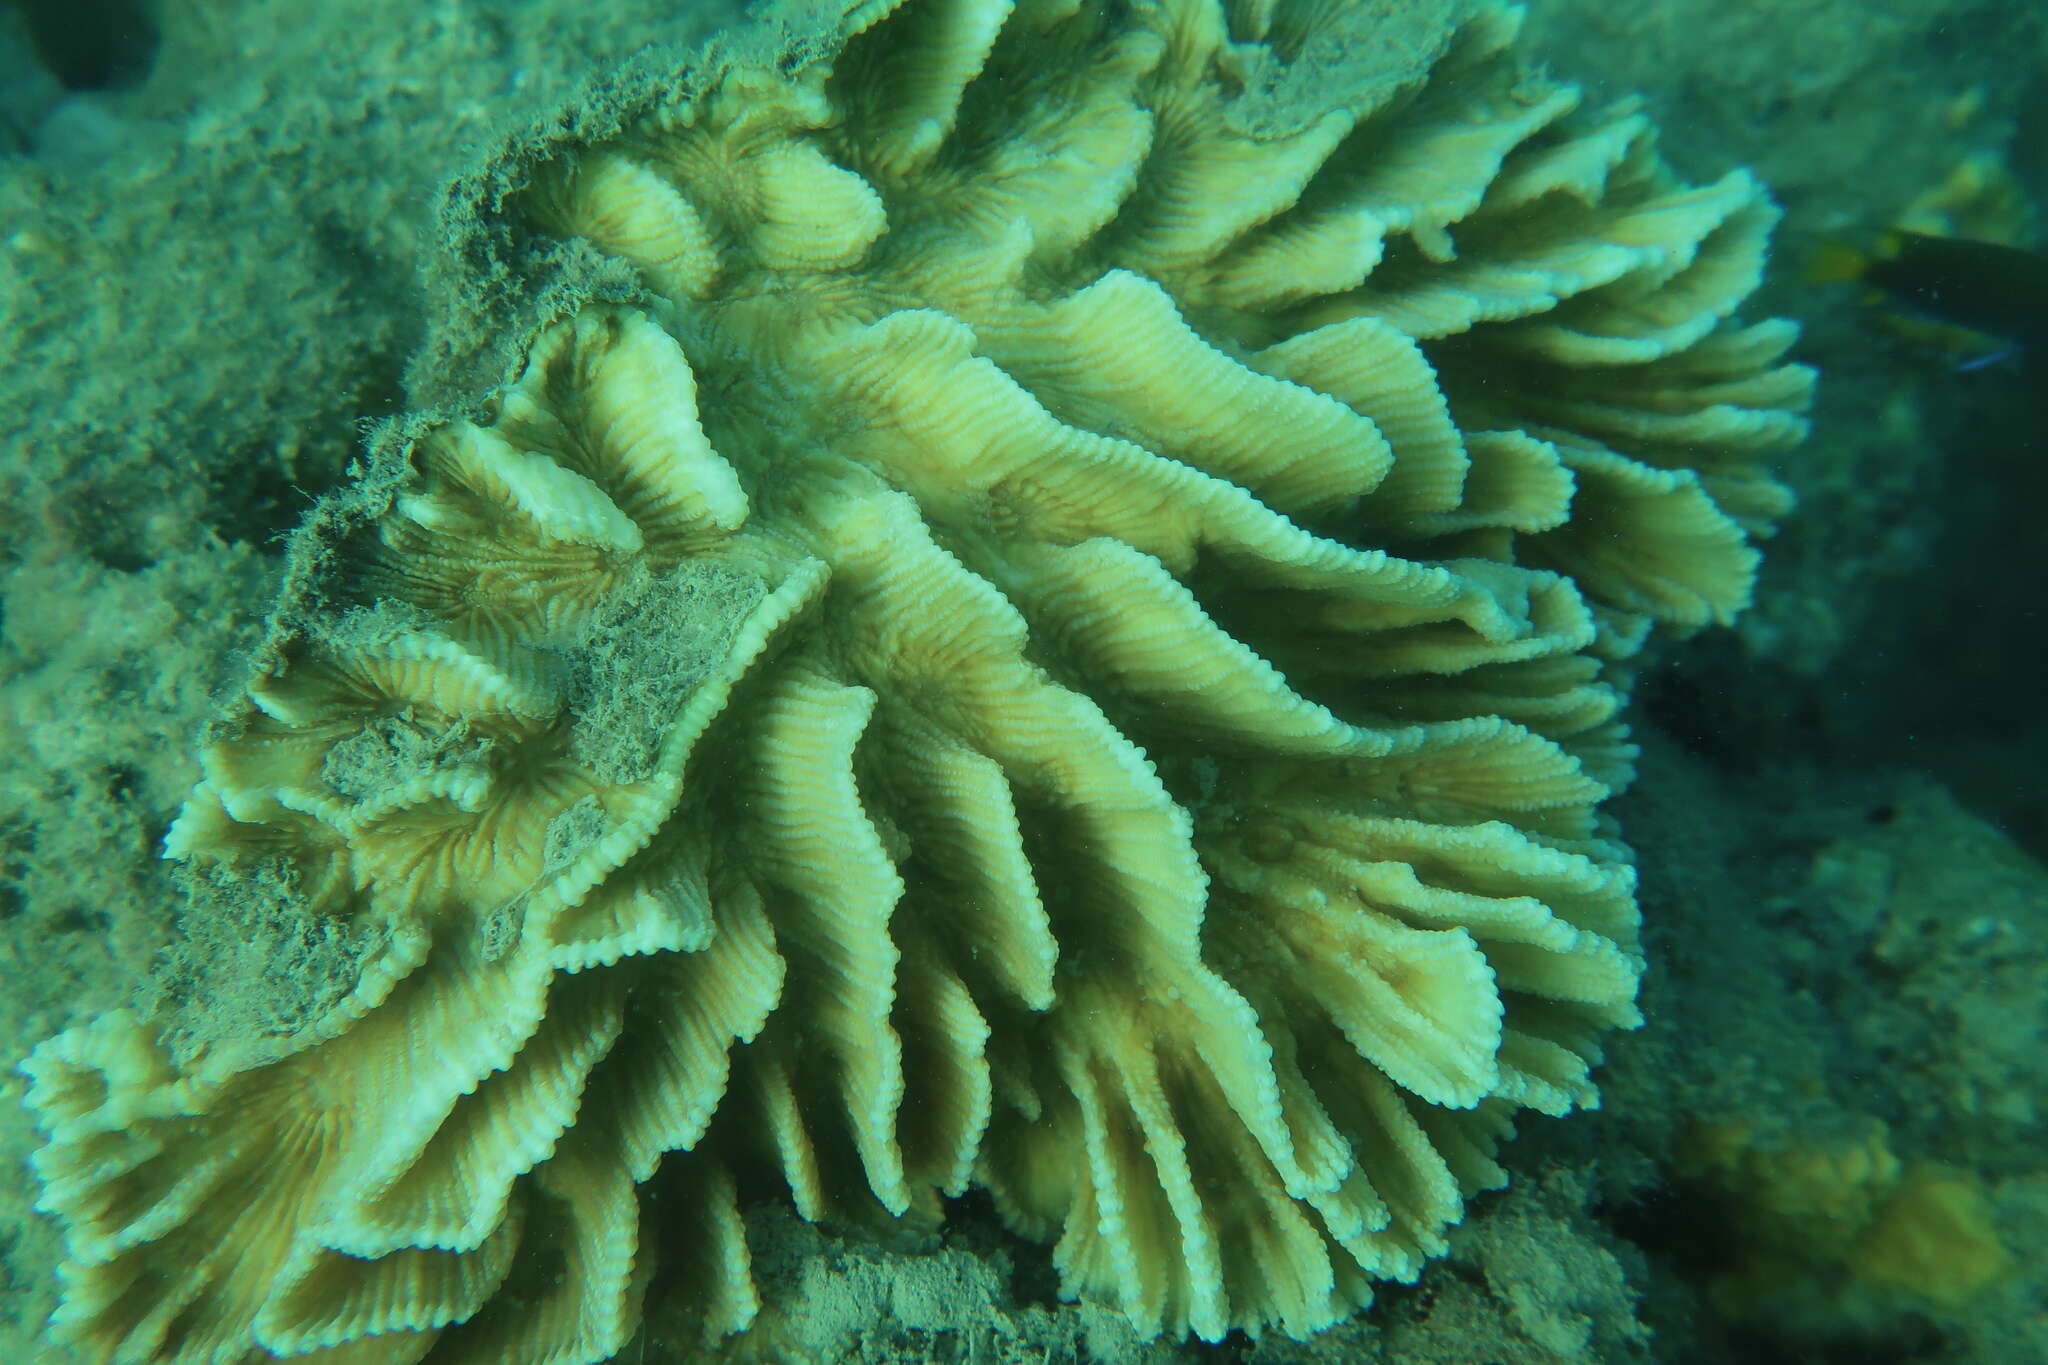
(21, 0), (1810, 1360)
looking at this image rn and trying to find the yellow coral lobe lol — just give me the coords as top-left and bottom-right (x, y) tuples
(21, 0), (1810, 1360)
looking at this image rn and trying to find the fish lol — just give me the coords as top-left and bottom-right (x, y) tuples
(1808, 230), (2048, 358)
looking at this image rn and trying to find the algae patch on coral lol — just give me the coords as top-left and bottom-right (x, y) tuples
(19, 0), (1810, 1360)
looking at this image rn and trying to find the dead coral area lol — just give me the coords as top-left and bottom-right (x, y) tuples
(0, 538), (274, 1352)
(0, 0), (752, 1356)
(657, 1204), (1188, 1365)
(1, 0), (751, 576)
(1574, 733), (2048, 1365)
(622, 1172), (1653, 1365)
(1164, 1166), (1651, 1365)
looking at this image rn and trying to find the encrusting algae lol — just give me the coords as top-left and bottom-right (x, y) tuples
(19, 0), (1811, 1360)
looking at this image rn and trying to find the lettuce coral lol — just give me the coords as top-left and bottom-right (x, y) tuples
(20, 0), (1810, 1360)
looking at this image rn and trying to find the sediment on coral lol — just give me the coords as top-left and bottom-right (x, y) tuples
(19, 0), (1810, 1360)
